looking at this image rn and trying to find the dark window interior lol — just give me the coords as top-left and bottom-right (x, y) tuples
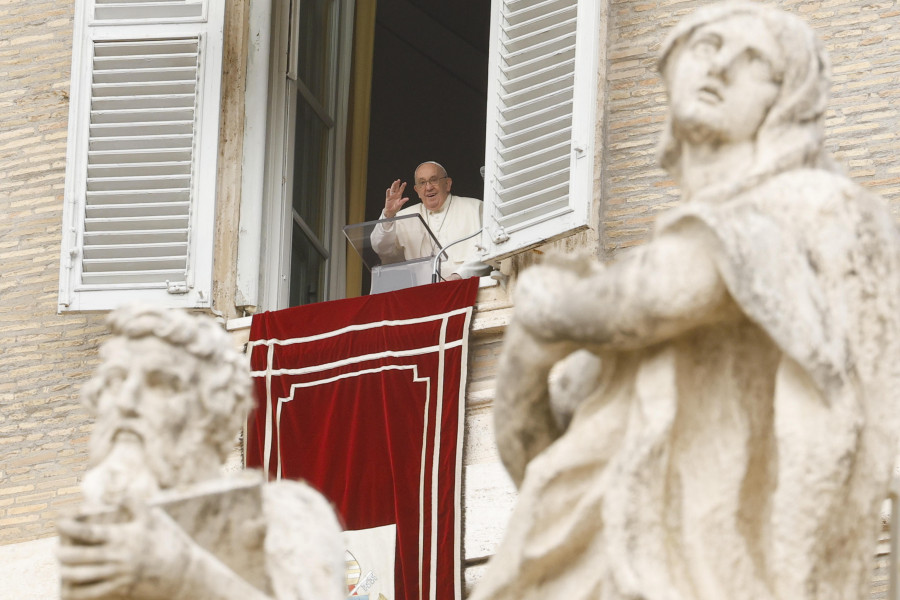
(364, 0), (491, 221)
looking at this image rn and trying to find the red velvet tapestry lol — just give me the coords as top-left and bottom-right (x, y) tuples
(246, 279), (479, 600)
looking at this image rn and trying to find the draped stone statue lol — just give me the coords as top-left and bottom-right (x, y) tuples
(472, 3), (900, 599)
(57, 305), (345, 600)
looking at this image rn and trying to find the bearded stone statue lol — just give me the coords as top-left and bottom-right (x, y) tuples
(57, 305), (345, 600)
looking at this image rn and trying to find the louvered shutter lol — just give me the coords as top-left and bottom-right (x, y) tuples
(58, 0), (225, 312)
(480, 0), (600, 262)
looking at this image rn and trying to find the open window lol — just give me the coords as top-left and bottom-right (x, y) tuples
(240, 0), (494, 311)
(58, 0), (226, 312)
(236, 0), (600, 313)
(58, 0), (600, 314)
(356, 0), (601, 277)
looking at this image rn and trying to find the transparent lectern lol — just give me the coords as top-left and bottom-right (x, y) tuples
(343, 214), (442, 295)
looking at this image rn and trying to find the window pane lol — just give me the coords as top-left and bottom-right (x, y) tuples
(296, 0), (335, 106)
(291, 97), (330, 241)
(290, 220), (325, 306)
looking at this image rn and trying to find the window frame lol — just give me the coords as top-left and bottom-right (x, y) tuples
(238, 0), (598, 309)
(246, 0), (355, 312)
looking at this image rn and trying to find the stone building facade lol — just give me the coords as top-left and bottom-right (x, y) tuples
(1, 0), (105, 544)
(1, 0), (899, 595)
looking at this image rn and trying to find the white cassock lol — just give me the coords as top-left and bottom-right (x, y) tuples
(369, 194), (482, 279)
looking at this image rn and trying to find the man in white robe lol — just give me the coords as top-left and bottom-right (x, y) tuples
(370, 161), (482, 280)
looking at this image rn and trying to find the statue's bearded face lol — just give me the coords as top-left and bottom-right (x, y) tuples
(83, 336), (208, 505)
(668, 14), (784, 145)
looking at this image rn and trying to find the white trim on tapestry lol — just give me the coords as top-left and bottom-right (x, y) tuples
(429, 317), (448, 600)
(246, 306), (472, 349)
(250, 341), (463, 378)
(272, 362), (434, 599)
(253, 305), (474, 600)
(453, 308), (473, 600)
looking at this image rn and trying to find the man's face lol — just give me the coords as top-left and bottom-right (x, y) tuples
(668, 14), (783, 145)
(89, 336), (201, 489)
(414, 163), (453, 211)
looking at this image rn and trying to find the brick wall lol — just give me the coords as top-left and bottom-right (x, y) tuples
(0, 0), (107, 544)
(601, 0), (900, 257)
(0, 0), (253, 545)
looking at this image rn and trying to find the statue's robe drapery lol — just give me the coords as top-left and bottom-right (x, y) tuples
(472, 169), (900, 600)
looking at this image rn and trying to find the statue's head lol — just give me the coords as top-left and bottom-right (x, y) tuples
(657, 1), (831, 183)
(81, 305), (252, 501)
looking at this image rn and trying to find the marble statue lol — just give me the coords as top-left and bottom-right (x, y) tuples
(472, 3), (900, 600)
(56, 305), (345, 600)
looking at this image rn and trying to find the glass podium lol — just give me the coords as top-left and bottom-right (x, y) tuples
(343, 214), (442, 295)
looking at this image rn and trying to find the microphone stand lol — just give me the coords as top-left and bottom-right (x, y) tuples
(431, 228), (484, 283)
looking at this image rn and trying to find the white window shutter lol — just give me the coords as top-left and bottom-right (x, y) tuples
(480, 0), (600, 262)
(58, 0), (225, 312)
